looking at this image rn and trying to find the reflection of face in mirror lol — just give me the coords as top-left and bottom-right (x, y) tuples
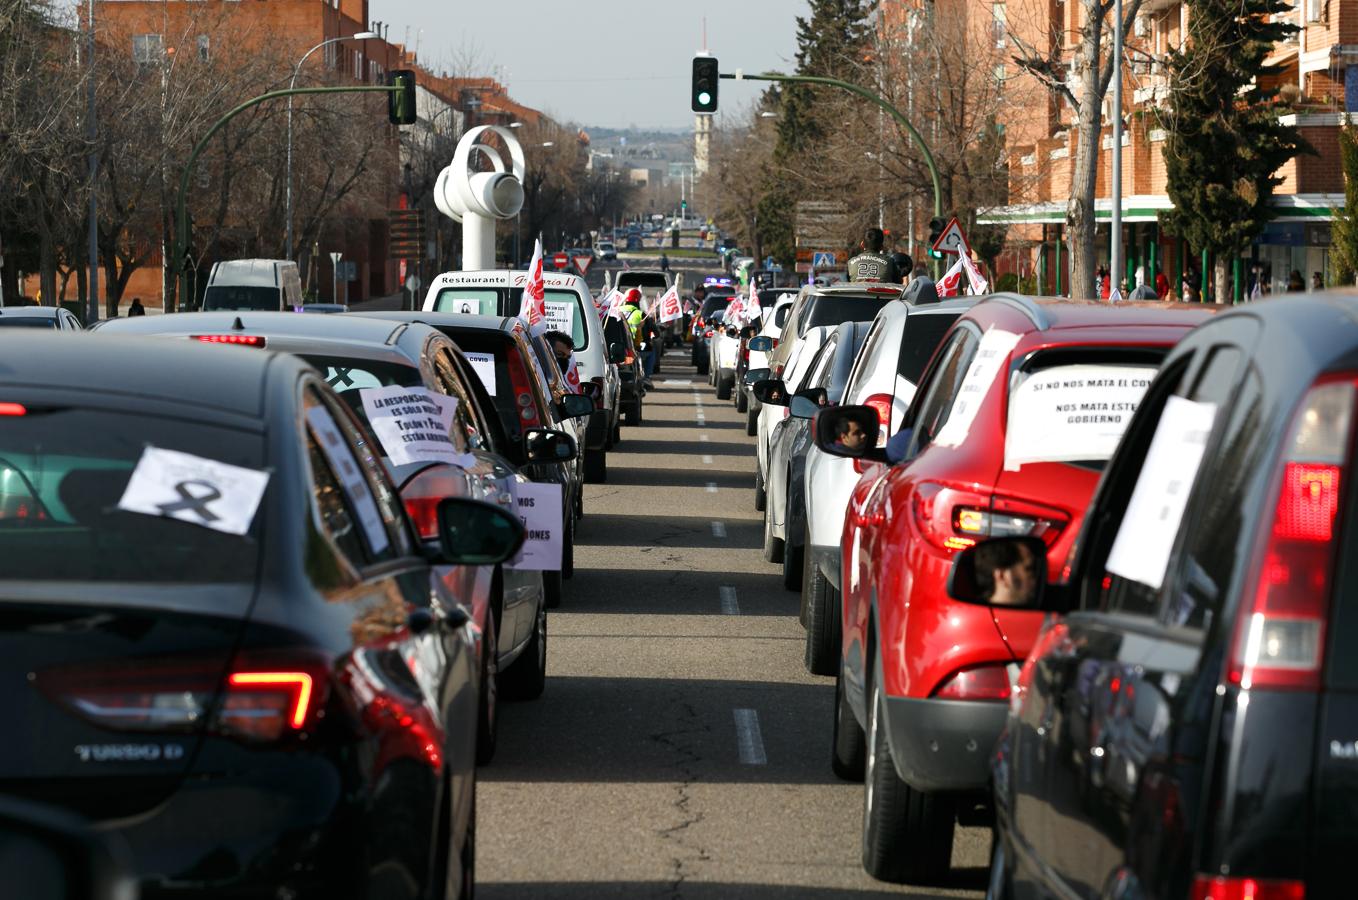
(975, 540), (1040, 606)
(834, 418), (867, 452)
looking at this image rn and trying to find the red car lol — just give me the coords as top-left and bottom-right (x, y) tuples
(811, 296), (1215, 884)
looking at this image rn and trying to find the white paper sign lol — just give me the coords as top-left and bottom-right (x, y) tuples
(934, 328), (1022, 448)
(306, 406), (389, 555)
(1105, 396), (1217, 590)
(360, 385), (461, 467)
(544, 299), (576, 336)
(505, 481), (563, 571)
(1004, 365), (1157, 470)
(117, 446), (270, 536)
(464, 352), (497, 396)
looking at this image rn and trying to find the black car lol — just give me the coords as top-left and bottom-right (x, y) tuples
(604, 314), (645, 427)
(690, 290), (735, 374)
(950, 292), (1358, 900)
(0, 332), (522, 898)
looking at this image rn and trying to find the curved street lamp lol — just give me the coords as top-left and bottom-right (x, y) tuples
(285, 31), (379, 260)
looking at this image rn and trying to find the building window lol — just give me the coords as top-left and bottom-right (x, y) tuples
(131, 33), (163, 64)
(993, 63), (1007, 95)
(992, 2), (1007, 47)
(197, 35), (210, 62)
(1306, 0), (1322, 23)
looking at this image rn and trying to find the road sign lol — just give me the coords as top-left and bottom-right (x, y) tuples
(552, 252), (569, 269)
(812, 251), (838, 269)
(572, 255), (593, 276)
(930, 217), (972, 256)
(388, 209), (425, 259)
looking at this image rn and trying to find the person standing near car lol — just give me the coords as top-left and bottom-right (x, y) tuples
(847, 227), (901, 283)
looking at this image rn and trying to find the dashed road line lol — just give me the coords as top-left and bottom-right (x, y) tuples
(702, 455), (714, 465)
(719, 585), (739, 615)
(734, 709), (767, 765)
(698, 434), (709, 442)
(711, 521), (727, 538)
(705, 482), (718, 493)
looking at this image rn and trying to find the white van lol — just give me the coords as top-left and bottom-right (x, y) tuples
(422, 269), (620, 483)
(202, 259), (303, 312)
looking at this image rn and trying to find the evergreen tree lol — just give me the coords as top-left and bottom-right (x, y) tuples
(1331, 121), (1358, 287)
(1159, 0), (1310, 301)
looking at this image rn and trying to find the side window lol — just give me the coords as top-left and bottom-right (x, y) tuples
(804, 337), (838, 391)
(1161, 349), (1255, 631)
(431, 347), (481, 452)
(909, 328), (979, 453)
(306, 431), (368, 567)
(844, 319), (887, 393)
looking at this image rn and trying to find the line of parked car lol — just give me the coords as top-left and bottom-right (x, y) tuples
(708, 279), (1357, 900)
(0, 262), (659, 898)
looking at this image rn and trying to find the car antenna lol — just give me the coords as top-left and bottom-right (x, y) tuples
(232, 316), (245, 331)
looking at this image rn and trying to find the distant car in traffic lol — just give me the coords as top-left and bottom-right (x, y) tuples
(596, 240), (617, 261)
(200, 258), (303, 312)
(0, 331), (522, 898)
(0, 306), (83, 330)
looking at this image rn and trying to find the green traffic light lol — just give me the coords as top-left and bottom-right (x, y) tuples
(697, 92), (711, 106)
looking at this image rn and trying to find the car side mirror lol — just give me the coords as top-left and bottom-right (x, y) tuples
(609, 342), (626, 364)
(748, 335), (775, 352)
(743, 367), (772, 386)
(811, 405), (886, 461)
(751, 378), (788, 406)
(790, 387), (828, 419)
(580, 382), (601, 401)
(557, 393), (595, 420)
(525, 427), (578, 463)
(946, 537), (1059, 611)
(435, 497), (526, 565)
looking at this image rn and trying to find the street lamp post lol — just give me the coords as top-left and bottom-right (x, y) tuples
(285, 31), (377, 261)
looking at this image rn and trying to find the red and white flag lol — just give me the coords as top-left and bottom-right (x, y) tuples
(960, 253), (990, 295)
(726, 292), (745, 325)
(563, 356), (582, 393)
(517, 238), (547, 332)
(746, 282), (763, 324)
(607, 290), (628, 320)
(937, 256), (966, 298)
(656, 284), (683, 323)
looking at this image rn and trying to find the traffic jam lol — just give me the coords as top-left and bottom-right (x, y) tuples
(3, 230), (1354, 898)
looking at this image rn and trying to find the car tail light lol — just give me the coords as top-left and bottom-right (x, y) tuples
(0, 403), (26, 416)
(705, 329), (713, 338)
(953, 508), (1055, 541)
(933, 664), (1011, 701)
(1230, 377), (1355, 691)
(403, 496), (441, 541)
(1191, 875), (1306, 900)
(192, 334), (266, 347)
(852, 392), (896, 474)
(911, 485), (1064, 554)
(506, 349), (543, 427)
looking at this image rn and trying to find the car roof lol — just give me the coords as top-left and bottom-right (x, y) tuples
(209, 259), (287, 286)
(348, 310), (523, 336)
(0, 331), (291, 417)
(427, 269), (589, 292)
(970, 294), (1216, 332)
(0, 306), (62, 319)
(810, 282), (907, 300)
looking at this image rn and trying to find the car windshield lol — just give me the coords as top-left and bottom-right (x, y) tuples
(699, 296), (732, 320)
(898, 313), (962, 383)
(431, 286), (588, 350)
(0, 408), (264, 582)
(804, 295), (897, 334)
(617, 273), (668, 290)
(203, 285), (283, 311)
(300, 355), (422, 417)
(0, 317), (57, 329)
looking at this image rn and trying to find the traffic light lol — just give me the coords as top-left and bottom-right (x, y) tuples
(927, 216), (946, 259)
(681, 200), (688, 213)
(691, 56), (718, 114)
(388, 69), (417, 125)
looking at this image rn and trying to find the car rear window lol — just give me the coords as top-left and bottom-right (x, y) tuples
(203, 285), (282, 311)
(898, 312), (962, 384)
(804, 296), (896, 334)
(299, 355), (421, 418)
(774, 304), (792, 328)
(0, 408), (264, 582)
(431, 329), (534, 441)
(0, 318), (57, 329)
(700, 297), (732, 320)
(430, 286), (589, 350)
(617, 273), (668, 290)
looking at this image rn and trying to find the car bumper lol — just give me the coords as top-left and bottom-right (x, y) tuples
(584, 409), (610, 450)
(884, 695), (1008, 792)
(809, 543), (841, 591)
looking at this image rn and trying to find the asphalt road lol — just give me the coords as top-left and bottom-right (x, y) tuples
(477, 344), (989, 899)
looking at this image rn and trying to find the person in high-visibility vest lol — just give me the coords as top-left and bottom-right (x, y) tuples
(624, 289), (645, 345)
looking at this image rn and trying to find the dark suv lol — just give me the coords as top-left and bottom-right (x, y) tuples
(952, 292), (1358, 900)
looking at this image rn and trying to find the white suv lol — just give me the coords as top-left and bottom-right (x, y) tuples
(423, 270), (620, 483)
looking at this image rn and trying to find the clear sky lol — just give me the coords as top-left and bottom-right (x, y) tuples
(374, 0), (806, 130)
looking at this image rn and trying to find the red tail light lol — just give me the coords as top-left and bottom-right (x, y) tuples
(932, 664), (1012, 701)
(1192, 875), (1305, 900)
(226, 671), (315, 736)
(1230, 377), (1354, 691)
(399, 466), (469, 541)
(910, 483), (1062, 554)
(403, 496), (441, 541)
(506, 348), (543, 428)
(0, 403), (26, 416)
(852, 394), (897, 473)
(192, 334), (266, 347)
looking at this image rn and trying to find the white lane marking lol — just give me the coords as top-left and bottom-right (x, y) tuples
(663, 379), (687, 385)
(711, 521), (727, 538)
(702, 455), (714, 465)
(734, 709), (767, 765)
(720, 585), (739, 614)
(699, 434), (709, 442)
(706, 482), (718, 493)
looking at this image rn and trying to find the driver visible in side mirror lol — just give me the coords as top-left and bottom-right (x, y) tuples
(946, 537), (1048, 609)
(751, 379), (788, 406)
(524, 427), (578, 463)
(811, 405), (886, 461)
(789, 387), (829, 419)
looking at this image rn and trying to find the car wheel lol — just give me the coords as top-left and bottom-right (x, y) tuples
(831, 663), (865, 780)
(696, 356), (709, 376)
(715, 373), (733, 401)
(584, 449), (607, 483)
(781, 493), (803, 591)
(862, 672), (956, 884)
(985, 830), (1014, 900)
(735, 388), (748, 413)
(500, 598), (547, 701)
(562, 519), (575, 580)
(746, 406), (758, 437)
(624, 398), (641, 426)
(458, 785), (475, 900)
(803, 533), (841, 676)
(762, 504), (784, 563)
(544, 570), (563, 609)
(754, 468), (767, 512)
(475, 613), (499, 765)
(612, 418), (622, 444)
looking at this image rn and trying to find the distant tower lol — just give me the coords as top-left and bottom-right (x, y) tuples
(694, 114), (711, 176)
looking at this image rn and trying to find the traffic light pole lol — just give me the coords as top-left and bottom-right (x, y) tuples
(173, 84), (406, 312)
(720, 70), (944, 223)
